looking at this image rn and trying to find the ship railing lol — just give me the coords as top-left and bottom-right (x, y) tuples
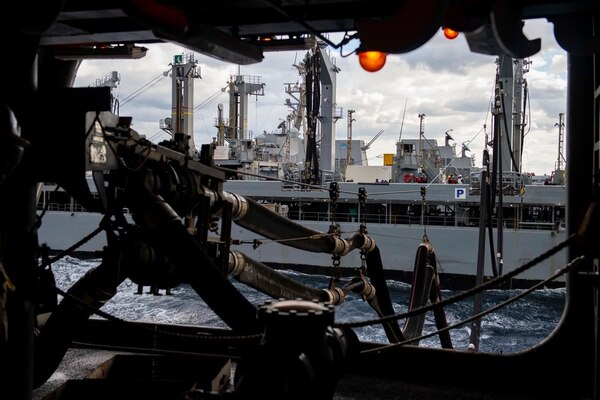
(288, 211), (457, 226)
(35, 203), (559, 230)
(517, 221), (558, 230)
(286, 211), (560, 231)
(36, 202), (88, 213)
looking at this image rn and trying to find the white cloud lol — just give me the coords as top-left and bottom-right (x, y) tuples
(74, 18), (566, 176)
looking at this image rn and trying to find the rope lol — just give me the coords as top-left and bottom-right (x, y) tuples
(120, 73), (166, 107)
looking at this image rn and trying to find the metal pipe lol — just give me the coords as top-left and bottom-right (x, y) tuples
(228, 251), (344, 305)
(232, 195), (375, 256)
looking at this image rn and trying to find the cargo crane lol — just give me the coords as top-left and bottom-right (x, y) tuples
(361, 129), (384, 152)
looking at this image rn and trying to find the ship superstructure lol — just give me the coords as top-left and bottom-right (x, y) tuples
(215, 40), (352, 183)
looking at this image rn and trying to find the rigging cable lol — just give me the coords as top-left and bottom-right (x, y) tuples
(194, 87), (227, 111)
(120, 72), (166, 107)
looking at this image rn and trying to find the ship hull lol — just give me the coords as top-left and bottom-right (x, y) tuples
(38, 211), (567, 289)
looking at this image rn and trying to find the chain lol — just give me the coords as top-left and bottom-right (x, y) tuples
(359, 250), (367, 276)
(357, 186), (369, 274)
(328, 182), (342, 280)
(331, 254), (341, 281)
(328, 182), (340, 236)
(420, 185), (427, 237)
(358, 186), (367, 234)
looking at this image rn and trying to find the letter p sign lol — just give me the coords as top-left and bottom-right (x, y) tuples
(455, 188), (466, 199)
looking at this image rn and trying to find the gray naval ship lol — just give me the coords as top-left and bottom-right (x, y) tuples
(37, 43), (567, 290)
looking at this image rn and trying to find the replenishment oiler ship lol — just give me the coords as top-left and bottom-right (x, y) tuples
(38, 43), (567, 290)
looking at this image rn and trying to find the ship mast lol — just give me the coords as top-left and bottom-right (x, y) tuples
(166, 53), (201, 157)
(317, 44), (340, 176)
(495, 55), (529, 173)
(303, 45), (321, 184)
(302, 41), (340, 184)
(418, 113), (426, 174)
(227, 71), (265, 140)
(216, 103), (225, 146)
(345, 109), (355, 176)
(554, 112), (566, 184)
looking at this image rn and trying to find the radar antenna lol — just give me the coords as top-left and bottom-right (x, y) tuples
(461, 142), (471, 157)
(444, 129), (454, 146)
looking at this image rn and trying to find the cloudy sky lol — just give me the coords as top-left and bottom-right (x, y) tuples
(74, 18), (567, 176)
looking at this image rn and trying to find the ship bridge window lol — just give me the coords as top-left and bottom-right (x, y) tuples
(402, 144), (414, 153)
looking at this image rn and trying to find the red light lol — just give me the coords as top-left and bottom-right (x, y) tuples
(357, 50), (387, 72)
(443, 27), (459, 40)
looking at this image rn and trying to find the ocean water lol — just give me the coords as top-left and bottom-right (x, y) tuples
(51, 256), (566, 354)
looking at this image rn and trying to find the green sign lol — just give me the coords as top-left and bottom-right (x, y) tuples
(174, 54), (183, 64)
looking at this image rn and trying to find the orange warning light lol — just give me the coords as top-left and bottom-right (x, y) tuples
(357, 50), (387, 72)
(443, 27), (459, 40)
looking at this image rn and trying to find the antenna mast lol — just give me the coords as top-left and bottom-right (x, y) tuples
(554, 112), (566, 184)
(418, 113), (426, 173)
(346, 109), (355, 174)
(556, 112), (565, 171)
